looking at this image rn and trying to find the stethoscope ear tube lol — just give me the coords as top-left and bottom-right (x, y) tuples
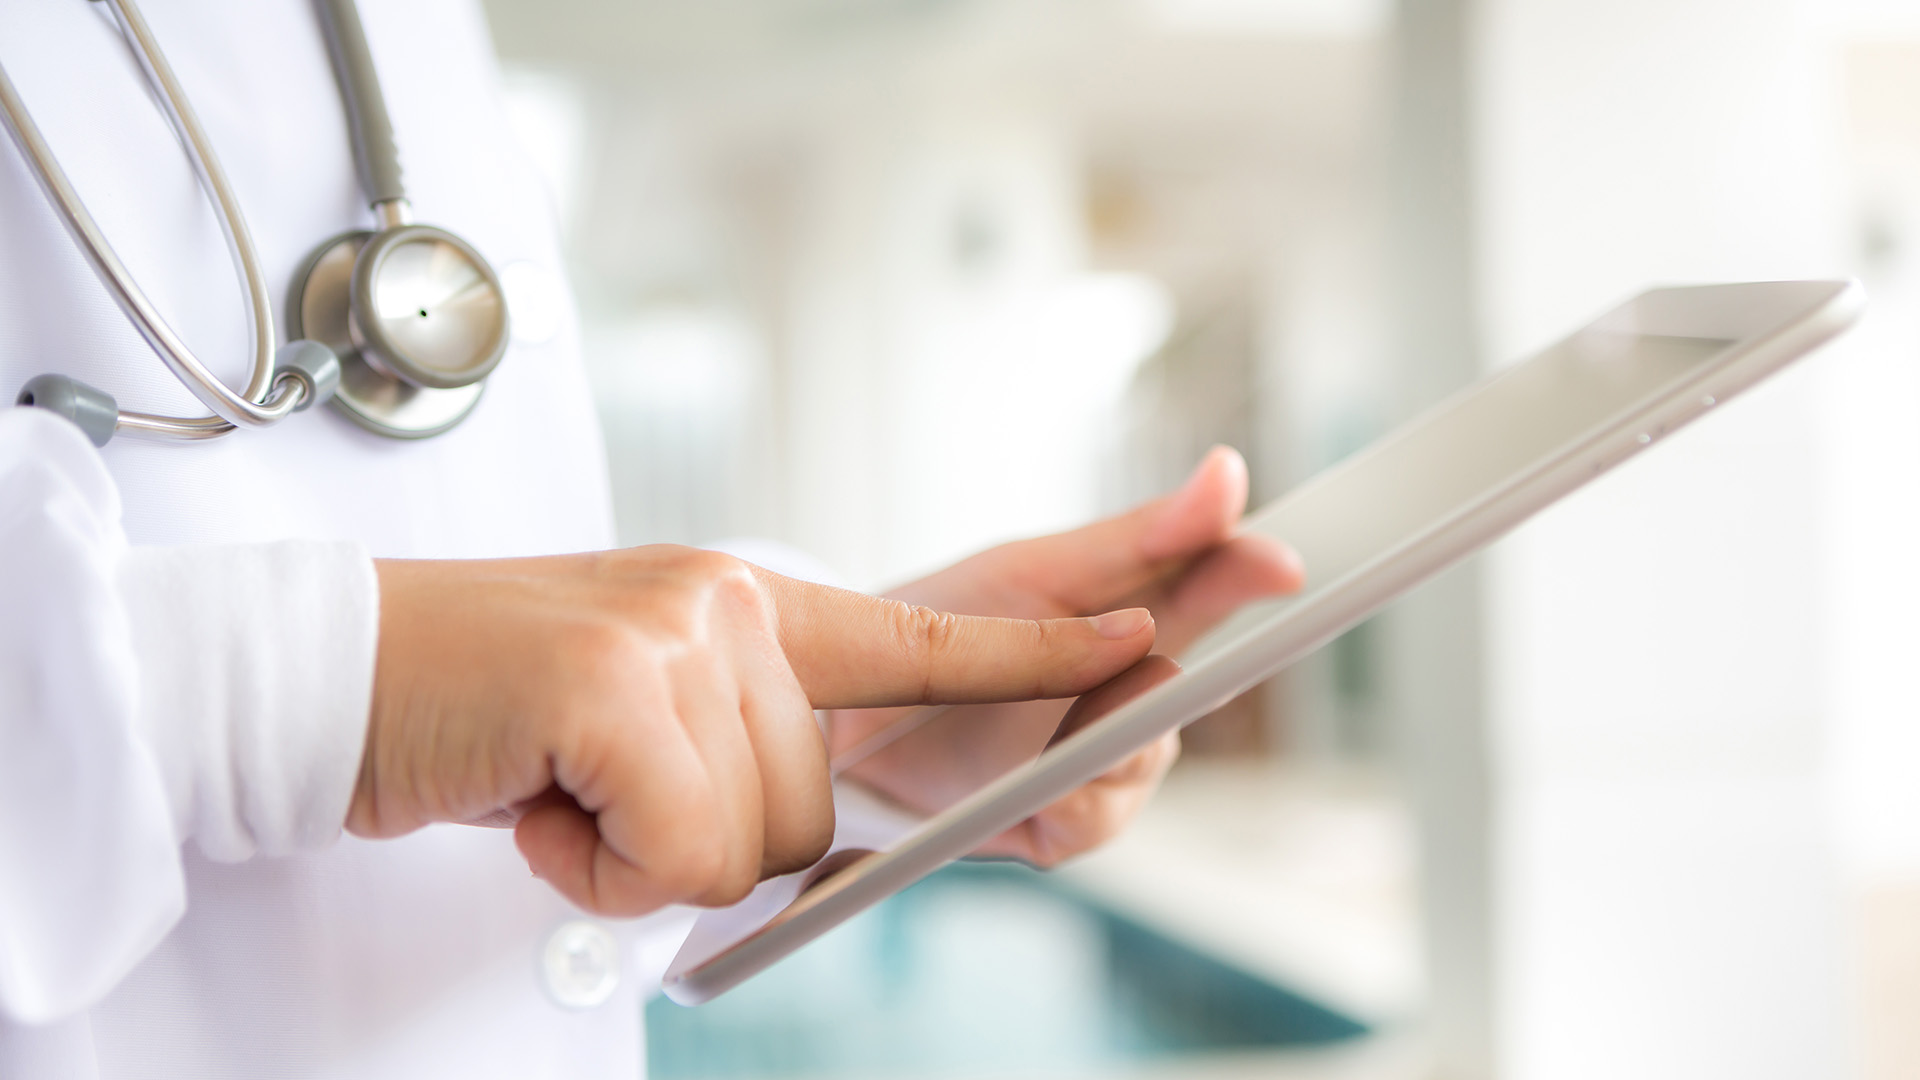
(14, 341), (340, 448)
(15, 375), (119, 448)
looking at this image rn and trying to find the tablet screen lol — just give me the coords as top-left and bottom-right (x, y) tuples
(1188, 331), (1732, 664)
(670, 286), (1831, 1004)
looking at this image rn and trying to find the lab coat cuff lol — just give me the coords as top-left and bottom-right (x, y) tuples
(118, 541), (379, 861)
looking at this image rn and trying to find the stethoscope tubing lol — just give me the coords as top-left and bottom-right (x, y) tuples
(315, 0), (406, 210)
(0, 0), (307, 439)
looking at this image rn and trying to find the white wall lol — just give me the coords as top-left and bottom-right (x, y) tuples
(1470, 0), (1854, 1076)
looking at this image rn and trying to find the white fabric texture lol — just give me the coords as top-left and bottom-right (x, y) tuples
(0, 408), (377, 1025)
(0, 409), (181, 1026)
(121, 540), (377, 862)
(0, 0), (923, 1074)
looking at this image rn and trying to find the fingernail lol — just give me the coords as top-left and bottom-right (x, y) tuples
(1088, 607), (1153, 639)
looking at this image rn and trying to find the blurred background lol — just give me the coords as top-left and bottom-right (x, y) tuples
(477, 0), (1920, 1076)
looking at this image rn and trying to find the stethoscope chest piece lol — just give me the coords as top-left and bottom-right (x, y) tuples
(353, 224), (507, 389)
(289, 228), (498, 439)
(4, 0), (509, 444)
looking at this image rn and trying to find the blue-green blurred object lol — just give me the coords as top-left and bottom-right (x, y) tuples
(646, 863), (1366, 1078)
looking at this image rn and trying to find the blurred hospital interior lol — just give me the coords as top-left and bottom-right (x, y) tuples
(478, 0), (1920, 1076)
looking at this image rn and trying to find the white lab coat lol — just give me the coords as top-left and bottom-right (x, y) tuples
(0, 2), (864, 1076)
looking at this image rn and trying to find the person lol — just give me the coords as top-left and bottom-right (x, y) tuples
(0, 1), (1302, 1077)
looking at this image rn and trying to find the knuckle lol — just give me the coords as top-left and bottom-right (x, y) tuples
(895, 603), (961, 699)
(555, 618), (649, 691)
(582, 872), (654, 919)
(763, 813), (835, 879)
(702, 865), (759, 908)
(653, 836), (728, 901)
(675, 548), (771, 627)
(1031, 619), (1067, 680)
(793, 817), (834, 871)
(678, 548), (760, 603)
(681, 546), (746, 581)
(712, 561), (771, 618)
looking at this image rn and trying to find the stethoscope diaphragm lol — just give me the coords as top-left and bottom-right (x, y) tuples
(289, 229), (496, 440)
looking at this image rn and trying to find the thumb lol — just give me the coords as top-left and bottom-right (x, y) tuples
(958, 445), (1250, 614)
(1136, 444), (1249, 560)
(756, 571), (1156, 709)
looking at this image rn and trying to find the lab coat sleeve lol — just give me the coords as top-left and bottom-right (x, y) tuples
(0, 409), (378, 1025)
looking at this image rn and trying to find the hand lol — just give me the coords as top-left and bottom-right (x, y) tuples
(354, 546), (1157, 916)
(831, 446), (1304, 865)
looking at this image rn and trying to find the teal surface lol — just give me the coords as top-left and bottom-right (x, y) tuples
(646, 863), (1366, 1078)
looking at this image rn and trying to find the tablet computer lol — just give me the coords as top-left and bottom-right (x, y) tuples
(662, 279), (1863, 1006)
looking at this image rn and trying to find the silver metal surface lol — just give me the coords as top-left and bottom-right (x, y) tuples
(112, 409), (248, 440)
(316, 0), (407, 207)
(373, 198), (413, 229)
(291, 233), (483, 438)
(0, 0), (305, 439)
(350, 225), (509, 390)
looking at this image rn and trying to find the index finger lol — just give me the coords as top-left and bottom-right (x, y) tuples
(755, 570), (1157, 710)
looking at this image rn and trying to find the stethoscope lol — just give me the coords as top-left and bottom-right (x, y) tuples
(0, 0), (508, 445)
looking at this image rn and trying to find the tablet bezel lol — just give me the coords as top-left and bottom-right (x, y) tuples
(662, 280), (1863, 1006)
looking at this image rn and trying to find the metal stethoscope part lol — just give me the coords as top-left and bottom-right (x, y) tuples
(0, 0), (508, 445)
(293, 0), (506, 438)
